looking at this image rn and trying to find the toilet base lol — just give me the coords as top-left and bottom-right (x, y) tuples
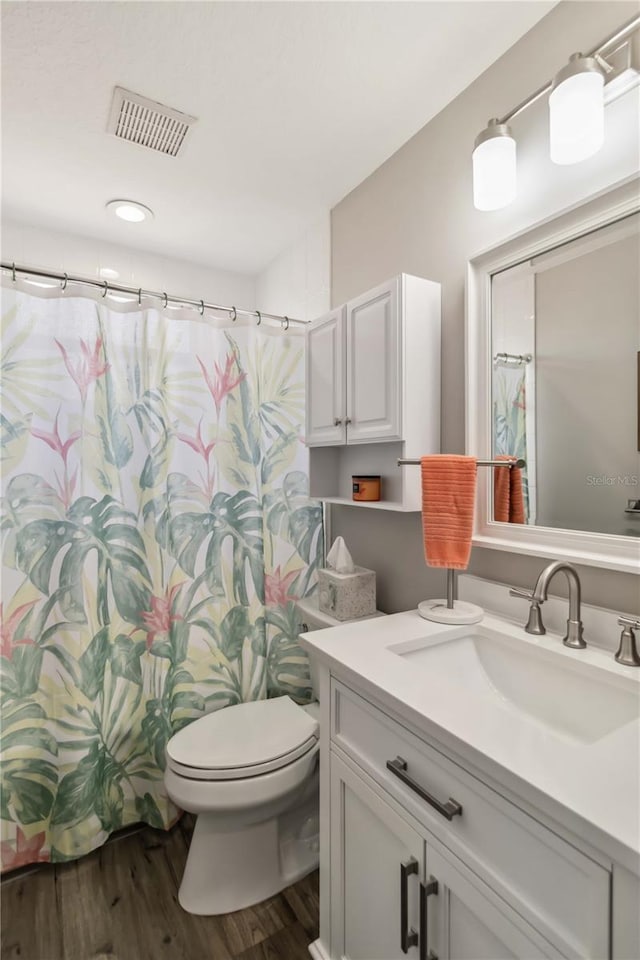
(178, 794), (319, 915)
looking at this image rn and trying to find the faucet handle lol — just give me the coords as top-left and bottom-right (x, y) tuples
(616, 617), (640, 667)
(509, 588), (535, 602)
(509, 588), (546, 635)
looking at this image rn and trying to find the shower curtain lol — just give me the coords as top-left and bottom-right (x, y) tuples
(0, 284), (322, 871)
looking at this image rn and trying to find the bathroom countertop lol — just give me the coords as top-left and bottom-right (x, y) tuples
(299, 609), (640, 876)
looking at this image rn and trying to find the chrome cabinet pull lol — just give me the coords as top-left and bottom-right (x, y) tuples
(419, 878), (438, 960)
(400, 857), (419, 953)
(387, 757), (463, 822)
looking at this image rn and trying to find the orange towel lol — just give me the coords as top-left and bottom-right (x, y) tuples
(493, 456), (525, 524)
(421, 455), (477, 570)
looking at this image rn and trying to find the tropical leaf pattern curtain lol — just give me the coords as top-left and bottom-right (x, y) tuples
(0, 286), (322, 871)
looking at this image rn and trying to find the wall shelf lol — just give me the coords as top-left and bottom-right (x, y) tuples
(318, 496), (419, 512)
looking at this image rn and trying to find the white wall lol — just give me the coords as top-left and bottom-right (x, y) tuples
(255, 214), (331, 322)
(1, 218), (256, 308)
(330, 1), (640, 615)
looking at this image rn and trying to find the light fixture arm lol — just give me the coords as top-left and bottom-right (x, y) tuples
(494, 12), (639, 126)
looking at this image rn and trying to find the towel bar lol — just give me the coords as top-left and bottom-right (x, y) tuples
(401, 456), (526, 622)
(397, 457), (526, 468)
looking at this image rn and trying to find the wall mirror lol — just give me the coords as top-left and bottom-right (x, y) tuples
(467, 178), (640, 573)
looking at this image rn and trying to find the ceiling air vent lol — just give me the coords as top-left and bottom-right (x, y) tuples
(107, 86), (197, 158)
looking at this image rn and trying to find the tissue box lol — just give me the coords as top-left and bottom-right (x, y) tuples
(318, 566), (376, 621)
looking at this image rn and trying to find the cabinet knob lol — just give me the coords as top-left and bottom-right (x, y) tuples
(334, 417), (343, 426)
(345, 417), (352, 425)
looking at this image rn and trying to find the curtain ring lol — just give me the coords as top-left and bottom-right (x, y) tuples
(162, 292), (168, 309)
(255, 310), (261, 326)
(199, 299), (205, 316)
(61, 272), (68, 291)
(11, 263), (16, 282)
(282, 316), (290, 331)
(101, 280), (108, 298)
(229, 306), (237, 322)
(138, 288), (142, 306)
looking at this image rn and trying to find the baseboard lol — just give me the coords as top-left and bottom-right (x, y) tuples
(308, 938), (330, 959)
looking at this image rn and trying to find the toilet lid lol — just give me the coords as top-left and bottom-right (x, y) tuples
(166, 696), (319, 780)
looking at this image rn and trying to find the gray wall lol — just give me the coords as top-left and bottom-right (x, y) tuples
(535, 231), (640, 536)
(330, 1), (640, 616)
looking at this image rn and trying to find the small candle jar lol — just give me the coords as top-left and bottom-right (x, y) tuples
(352, 476), (381, 502)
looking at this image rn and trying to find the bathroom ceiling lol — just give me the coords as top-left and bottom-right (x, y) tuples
(1, 1), (555, 275)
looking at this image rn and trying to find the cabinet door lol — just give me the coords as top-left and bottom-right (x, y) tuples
(330, 753), (425, 960)
(305, 307), (346, 446)
(346, 278), (402, 443)
(426, 845), (561, 960)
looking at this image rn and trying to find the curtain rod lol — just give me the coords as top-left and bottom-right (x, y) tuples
(493, 352), (533, 366)
(1, 261), (308, 329)
(498, 13), (640, 125)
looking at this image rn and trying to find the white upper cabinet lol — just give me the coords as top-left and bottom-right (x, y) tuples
(305, 307), (346, 446)
(305, 275), (441, 510)
(305, 274), (440, 449)
(346, 278), (401, 444)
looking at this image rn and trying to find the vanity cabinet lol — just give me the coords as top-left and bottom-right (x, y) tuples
(305, 274), (440, 510)
(426, 844), (556, 960)
(330, 753), (552, 960)
(330, 753), (425, 959)
(323, 680), (612, 960)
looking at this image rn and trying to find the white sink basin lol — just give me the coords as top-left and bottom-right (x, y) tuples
(391, 627), (640, 744)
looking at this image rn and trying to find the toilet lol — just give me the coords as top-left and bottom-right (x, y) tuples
(164, 597), (385, 916)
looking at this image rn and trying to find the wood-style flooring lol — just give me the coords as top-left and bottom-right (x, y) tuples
(1, 818), (319, 960)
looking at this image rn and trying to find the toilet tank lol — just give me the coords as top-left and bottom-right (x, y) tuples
(296, 597), (386, 702)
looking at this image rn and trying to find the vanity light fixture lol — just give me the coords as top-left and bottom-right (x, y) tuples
(472, 120), (517, 211)
(106, 199), (154, 223)
(549, 54), (605, 165)
(472, 13), (639, 211)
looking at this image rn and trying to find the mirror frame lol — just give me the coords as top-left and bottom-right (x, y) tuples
(466, 177), (640, 575)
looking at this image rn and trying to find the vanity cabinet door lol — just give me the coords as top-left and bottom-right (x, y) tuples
(305, 307), (346, 446)
(345, 277), (402, 443)
(426, 844), (561, 960)
(330, 753), (425, 960)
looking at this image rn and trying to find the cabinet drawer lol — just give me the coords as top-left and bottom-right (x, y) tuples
(331, 680), (610, 960)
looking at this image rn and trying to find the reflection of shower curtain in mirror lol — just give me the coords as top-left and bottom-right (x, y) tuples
(493, 364), (533, 522)
(0, 285), (322, 872)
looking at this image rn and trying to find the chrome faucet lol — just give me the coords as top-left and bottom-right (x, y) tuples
(509, 561), (586, 649)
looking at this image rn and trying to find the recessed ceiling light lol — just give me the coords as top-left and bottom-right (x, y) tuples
(106, 199), (154, 223)
(99, 267), (120, 280)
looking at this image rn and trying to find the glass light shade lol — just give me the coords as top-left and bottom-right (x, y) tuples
(472, 122), (517, 211)
(549, 57), (604, 165)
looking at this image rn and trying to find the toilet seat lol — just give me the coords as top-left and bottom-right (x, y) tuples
(166, 696), (319, 782)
